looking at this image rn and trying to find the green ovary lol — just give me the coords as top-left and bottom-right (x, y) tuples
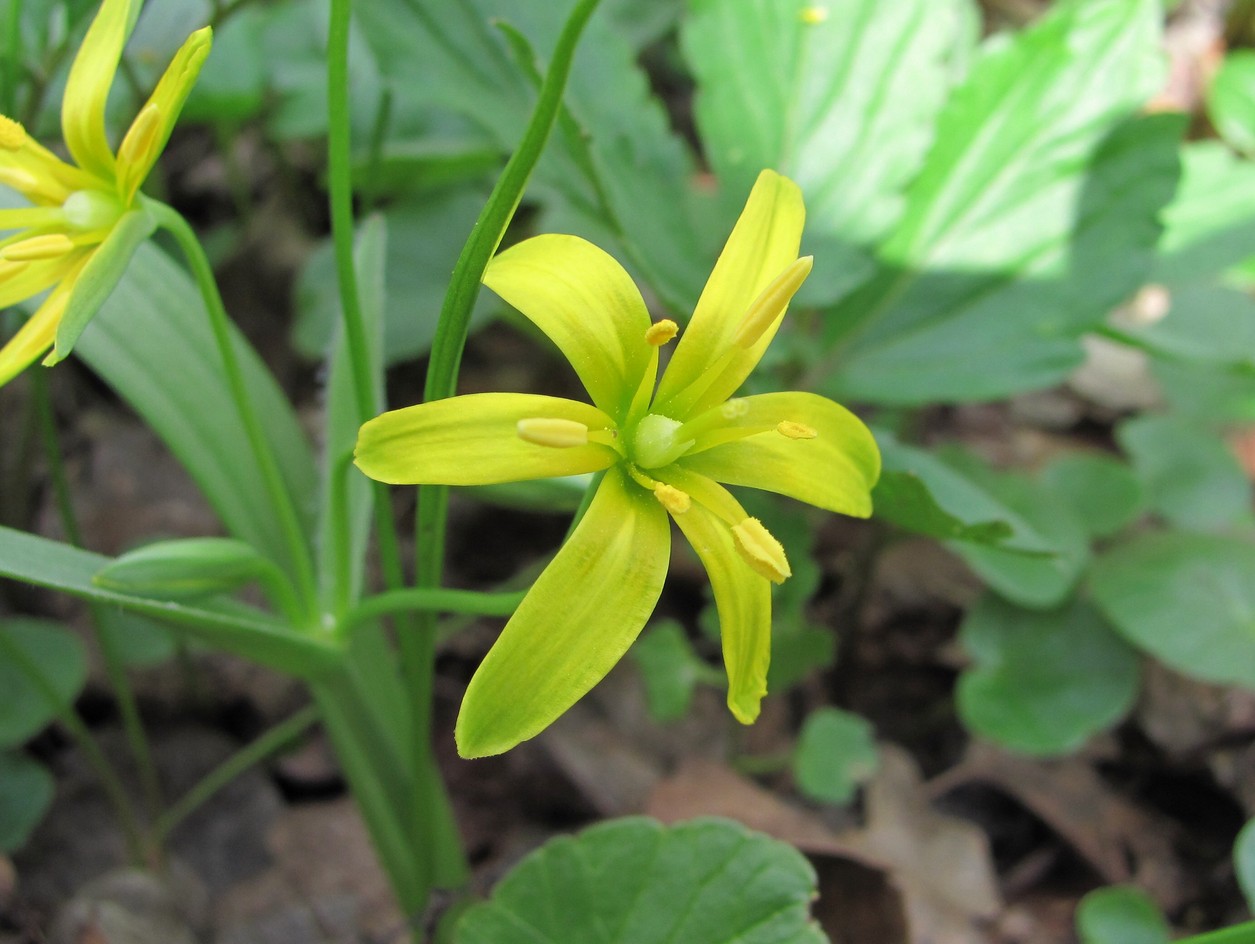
(631, 413), (694, 469)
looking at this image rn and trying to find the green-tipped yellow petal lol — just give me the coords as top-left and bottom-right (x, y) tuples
(665, 473), (772, 724)
(117, 26), (213, 201)
(48, 207), (155, 363)
(681, 392), (880, 517)
(654, 170), (805, 416)
(455, 467), (669, 757)
(355, 392), (617, 486)
(483, 234), (656, 420)
(62, 0), (141, 178)
(0, 276), (75, 386)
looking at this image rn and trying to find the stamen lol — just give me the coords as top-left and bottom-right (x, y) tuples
(732, 518), (791, 584)
(776, 421), (817, 440)
(731, 256), (813, 349)
(516, 417), (589, 448)
(118, 103), (162, 170)
(653, 483), (691, 514)
(0, 233), (74, 262)
(645, 319), (679, 347)
(0, 166), (40, 193)
(0, 115), (25, 150)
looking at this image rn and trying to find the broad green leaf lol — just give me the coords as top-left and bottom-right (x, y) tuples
(455, 817), (827, 944)
(1152, 356), (1255, 424)
(0, 526), (339, 675)
(1120, 285), (1255, 369)
(823, 0), (1173, 404)
(1039, 452), (1144, 540)
(793, 707), (879, 806)
(957, 596), (1138, 755)
(74, 243), (318, 586)
(942, 451), (1089, 608)
(875, 433), (1048, 551)
(99, 611), (177, 667)
(295, 189), (489, 364)
(631, 621), (706, 723)
(1209, 51), (1255, 157)
(0, 750), (54, 852)
(1117, 415), (1253, 531)
(1076, 886), (1170, 944)
(1237, 819), (1255, 912)
(683, 0), (974, 305)
(1090, 532), (1255, 689)
(0, 619), (86, 747)
(1155, 142), (1255, 285)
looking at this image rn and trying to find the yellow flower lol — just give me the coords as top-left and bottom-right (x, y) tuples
(356, 170), (881, 758)
(0, 0), (211, 387)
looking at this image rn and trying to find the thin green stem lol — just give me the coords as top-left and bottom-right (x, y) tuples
(342, 587), (525, 636)
(1176, 922), (1255, 944)
(148, 201), (319, 622)
(153, 704), (319, 843)
(32, 371), (164, 825)
(0, 630), (148, 864)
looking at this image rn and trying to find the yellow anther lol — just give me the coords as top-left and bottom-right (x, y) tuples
(654, 483), (691, 514)
(645, 319), (679, 347)
(777, 421), (817, 440)
(0, 233), (74, 262)
(118, 103), (162, 169)
(732, 256), (813, 349)
(720, 398), (749, 420)
(0, 115), (25, 150)
(800, 6), (828, 24)
(516, 417), (589, 448)
(732, 518), (791, 584)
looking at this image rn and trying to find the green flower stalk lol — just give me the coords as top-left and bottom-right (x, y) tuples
(356, 170), (881, 758)
(0, 0), (211, 386)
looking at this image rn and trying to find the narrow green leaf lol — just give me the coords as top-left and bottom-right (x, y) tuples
(74, 243), (319, 578)
(1090, 532), (1255, 689)
(793, 707), (879, 806)
(957, 596), (1139, 755)
(1076, 886), (1170, 944)
(93, 537), (274, 600)
(824, 0), (1174, 404)
(0, 619), (87, 747)
(1117, 415), (1253, 531)
(1209, 51), (1255, 157)
(683, 0), (974, 305)
(455, 817), (827, 944)
(0, 750), (54, 852)
(0, 525), (339, 675)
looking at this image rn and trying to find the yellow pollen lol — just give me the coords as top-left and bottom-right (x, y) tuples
(732, 518), (791, 584)
(654, 483), (691, 514)
(732, 256), (814, 349)
(800, 6), (829, 24)
(645, 319), (679, 347)
(777, 421), (817, 440)
(118, 103), (162, 169)
(516, 417), (589, 448)
(0, 233), (75, 262)
(0, 115), (25, 150)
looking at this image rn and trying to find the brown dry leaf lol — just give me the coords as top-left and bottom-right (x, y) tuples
(838, 745), (1001, 944)
(942, 742), (1187, 911)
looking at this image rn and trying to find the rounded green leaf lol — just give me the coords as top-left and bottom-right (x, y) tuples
(1076, 886), (1169, 944)
(631, 621), (704, 723)
(454, 817), (827, 944)
(0, 619), (87, 747)
(793, 707), (879, 806)
(1237, 819), (1255, 912)
(1040, 452), (1144, 540)
(1209, 51), (1255, 157)
(0, 750), (54, 852)
(957, 596), (1139, 755)
(1089, 532), (1255, 688)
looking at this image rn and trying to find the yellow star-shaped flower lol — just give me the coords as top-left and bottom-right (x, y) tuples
(0, 0), (211, 386)
(356, 170), (881, 757)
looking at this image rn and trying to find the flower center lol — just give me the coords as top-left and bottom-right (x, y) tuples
(62, 189), (125, 231)
(631, 413), (694, 469)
